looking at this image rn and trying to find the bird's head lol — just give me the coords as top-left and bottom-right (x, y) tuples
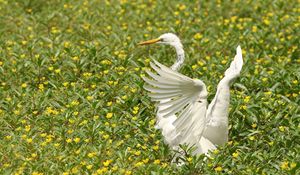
(138, 33), (183, 48)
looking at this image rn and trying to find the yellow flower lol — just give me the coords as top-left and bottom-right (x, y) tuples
(264, 91), (272, 96)
(143, 158), (149, 164)
(107, 101), (112, 106)
(31, 172), (43, 175)
(101, 59), (112, 65)
(25, 125), (31, 132)
(263, 19), (270, 25)
(154, 159), (160, 164)
(5, 135), (12, 140)
(252, 26), (258, 32)
(112, 166), (118, 171)
(35, 54), (40, 59)
(230, 16), (238, 22)
(149, 119), (155, 126)
(67, 129), (74, 134)
(279, 126), (285, 132)
(221, 60), (227, 64)
(213, 149), (219, 154)
(71, 167), (79, 174)
(244, 96), (251, 103)
(134, 151), (141, 156)
(14, 110), (20, 115)
(91, 84), (96, 89)
(214, 166), (223, 172)
(268, 141), (274, 146)
(103, 160), (112, 167)
(3, 163), (10, 167)
(262, 77), (268, 82)
(82, 23), (90, 30)
(64, 41), (71, 48)
(135, 161), (144, 167)
(21, 83), (27, 88)
(70, 100), (79, 106)
(232, 151), (239, 158)
(88, 152), (96, 158)
(290, 162), (297, 169)
(178, 4), (186, 10)
(193, 33), (203, 40)
(21, 40), (27, 45)
(71, 56), (79, 61)
(249, 136), (255, 141)
(38, 84), (44, 90)
(54, 69), (61, 74)
(48, 66), (54, 71)
(66, 138), (72, 143)
(197, 60), (205, 66)
(292, 80), (298, 84)
(152, 145), (159, 151)
(86, 165), (93, 170)
(26, 138), (33, 143)
(162, 162), (168, 168)
(106, 113), (113, 119)
(74, 137), (80, 143)
(280, 161), (289, 170)
(102, 134), (109, 139)
(83, 72), (92, 77)
(74, 149), (80, 155)
(224, 19), (230, 25)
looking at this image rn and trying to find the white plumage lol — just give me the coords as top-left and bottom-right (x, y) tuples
(139, 33), (243, 155)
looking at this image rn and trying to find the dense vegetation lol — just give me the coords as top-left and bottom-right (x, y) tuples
(0, 0), (299, 174)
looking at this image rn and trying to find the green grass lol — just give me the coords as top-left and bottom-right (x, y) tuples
(0, 0), (299, 174)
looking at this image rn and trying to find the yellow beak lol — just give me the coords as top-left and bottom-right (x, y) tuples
(138, 38), (161, 45)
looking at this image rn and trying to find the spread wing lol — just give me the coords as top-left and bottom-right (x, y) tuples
(203, 45), (243, 146)
(143, 60), (208, 147)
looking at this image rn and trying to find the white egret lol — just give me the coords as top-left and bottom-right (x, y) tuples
(139, 34), (243, 155)
(139, 33), (186, 143)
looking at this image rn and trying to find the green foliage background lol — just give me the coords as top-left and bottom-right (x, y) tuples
(0, 0), (299, 174)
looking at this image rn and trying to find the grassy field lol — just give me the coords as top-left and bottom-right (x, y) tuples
(0, 0), (299, 174)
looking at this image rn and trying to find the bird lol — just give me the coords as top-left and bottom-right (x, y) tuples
(138, 33), (243, 156)
(139, 33), (186, 145)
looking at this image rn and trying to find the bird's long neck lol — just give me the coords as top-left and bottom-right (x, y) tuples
(170, 44), (185, 71)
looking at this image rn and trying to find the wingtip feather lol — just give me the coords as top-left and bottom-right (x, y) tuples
(236, 45), (241, 54)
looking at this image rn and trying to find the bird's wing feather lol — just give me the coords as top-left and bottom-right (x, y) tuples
(143, 60), (208, 146)
(224, 45), (243, 79)
(204, 46), (243, 145)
